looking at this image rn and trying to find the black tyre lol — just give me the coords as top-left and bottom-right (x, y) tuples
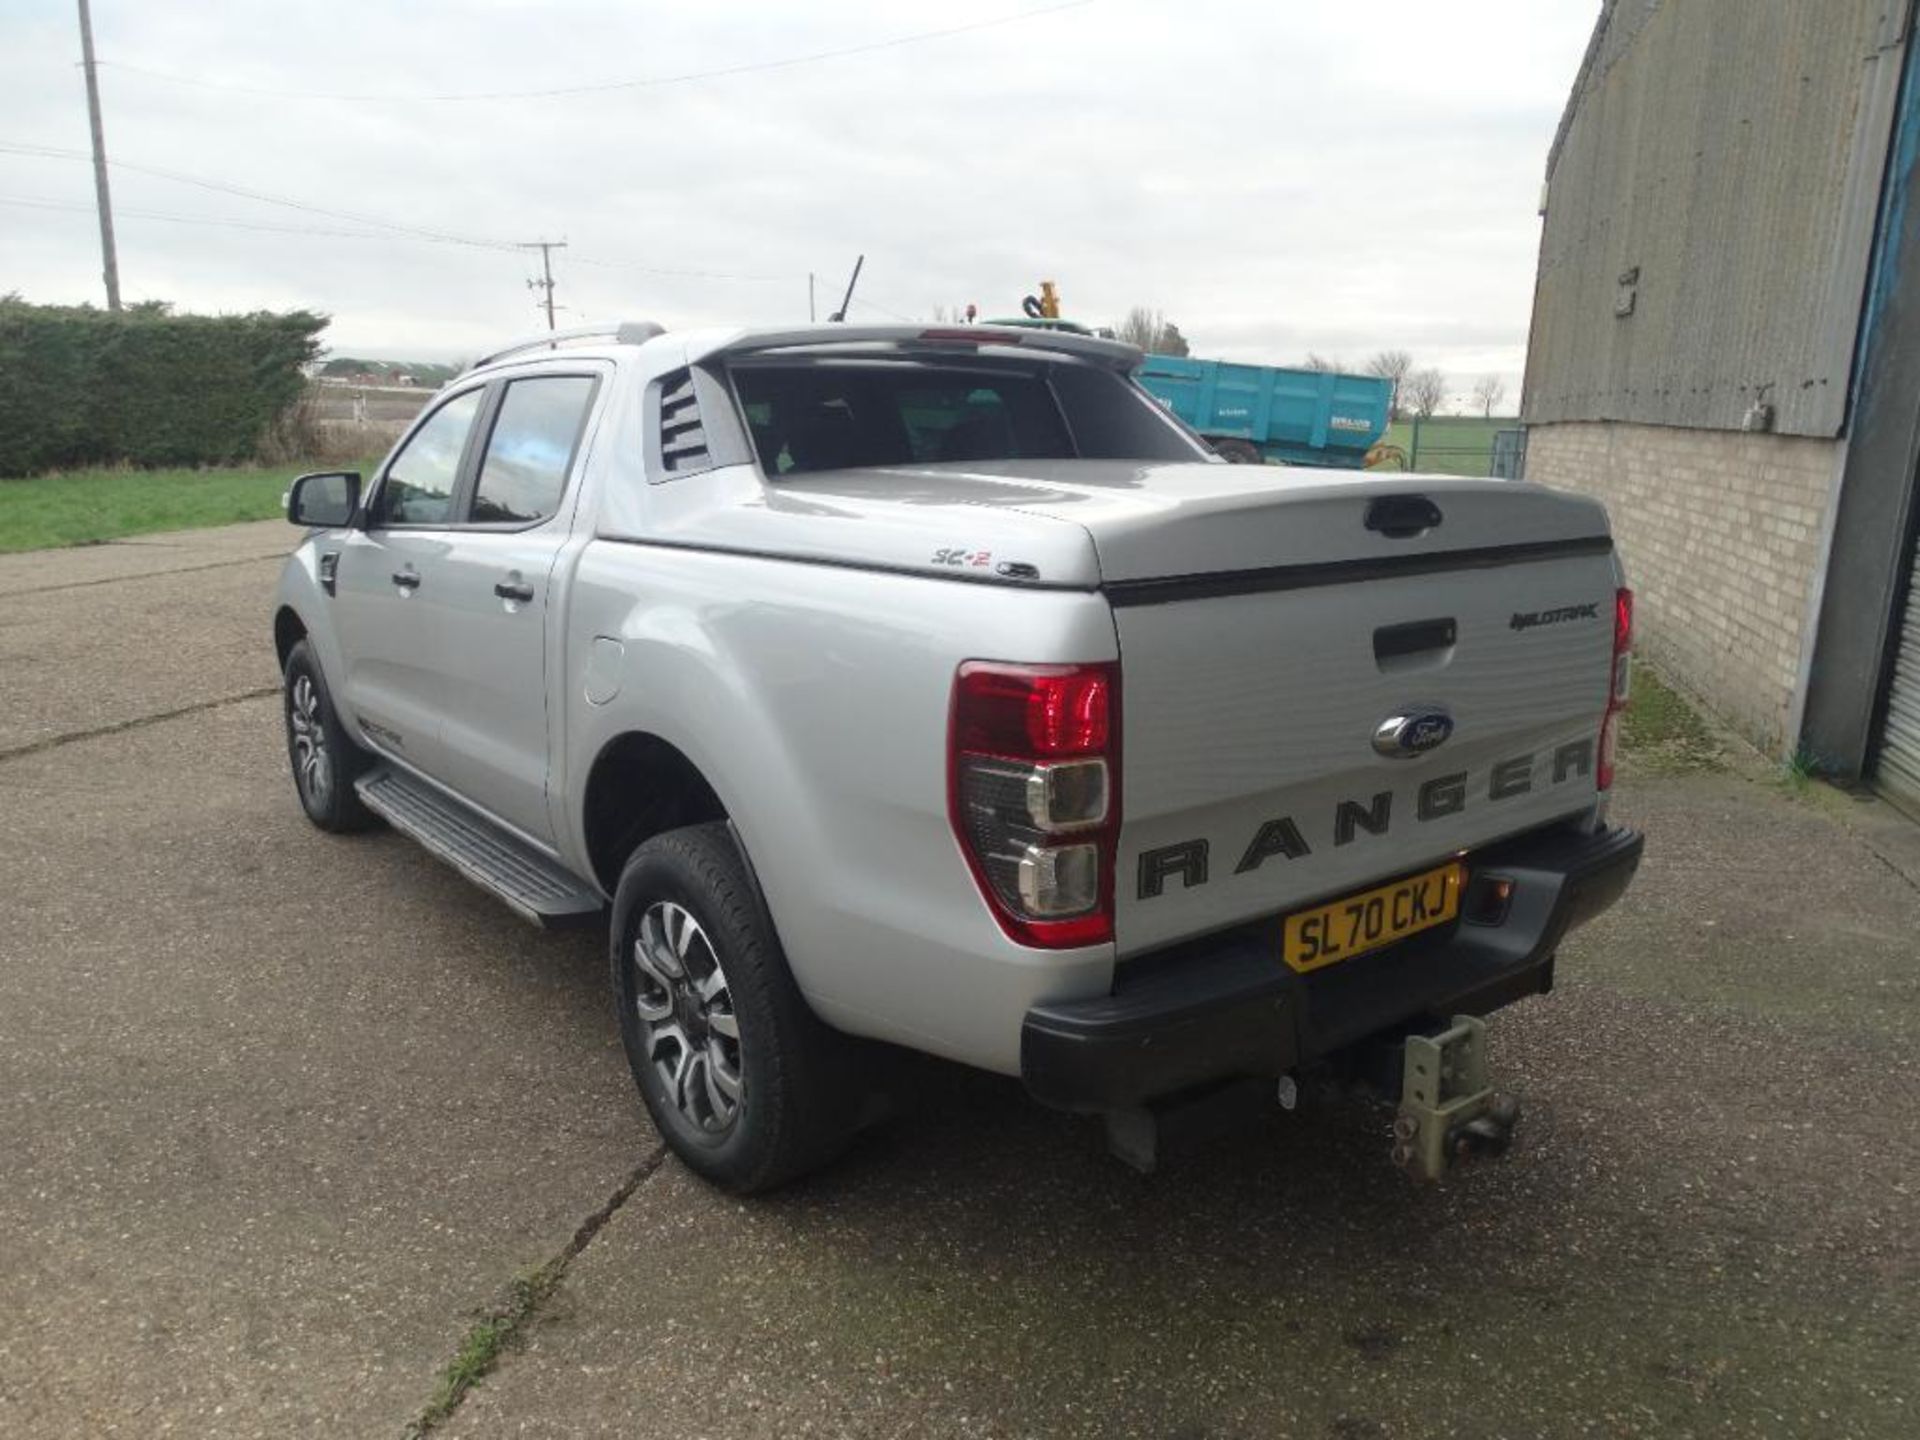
(610, 822), (859, 1192)
(282, 639), (378, 833)
(1211, 437), (1264, 465)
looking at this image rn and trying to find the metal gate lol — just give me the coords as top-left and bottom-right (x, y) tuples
(1876, 534), (1920, 815)
(1490, 429), (1527, 479)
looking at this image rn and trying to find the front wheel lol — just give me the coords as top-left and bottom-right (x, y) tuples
(610, 823), (860, 1192)
(282, 639), (377, 833)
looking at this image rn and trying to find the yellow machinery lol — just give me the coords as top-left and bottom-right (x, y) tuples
(1019, 280), (1063, 321)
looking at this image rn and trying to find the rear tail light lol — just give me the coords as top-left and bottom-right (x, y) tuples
(949, 661), (1120, 948)
(1598, 587), (1633, 790)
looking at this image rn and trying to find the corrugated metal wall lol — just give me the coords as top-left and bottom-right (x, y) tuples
(1877, 535), (1920, 813)
(1524, 0), (1906, 437)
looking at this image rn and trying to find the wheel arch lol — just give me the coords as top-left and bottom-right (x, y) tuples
(581, 730), (730, 895)
(273, 605), (308, 670)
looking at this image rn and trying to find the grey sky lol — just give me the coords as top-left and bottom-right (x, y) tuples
(3, 0), (1598, 406)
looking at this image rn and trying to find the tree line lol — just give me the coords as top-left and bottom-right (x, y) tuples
(0, 296), (325, 477)
(1306, 350), (1507, 420)
(928, 298), (1509, 419)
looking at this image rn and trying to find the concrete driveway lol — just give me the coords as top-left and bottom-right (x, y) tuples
(2, 523), (1916, 1438)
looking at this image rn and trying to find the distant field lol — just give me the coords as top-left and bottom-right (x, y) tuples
(0, 461), (373, 553)
(1382, 416), (1519, 476)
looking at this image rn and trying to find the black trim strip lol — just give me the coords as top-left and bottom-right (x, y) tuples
(1102, 535), (1614, 607)
(601, 534), (1097, 591)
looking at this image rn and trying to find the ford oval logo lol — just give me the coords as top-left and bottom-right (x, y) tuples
(1373, 708), (1454, 759)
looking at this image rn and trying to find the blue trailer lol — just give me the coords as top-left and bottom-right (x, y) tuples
(1135, 355), (1393, 467)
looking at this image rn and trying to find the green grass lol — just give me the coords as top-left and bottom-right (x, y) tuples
(0, 462), (369, 554)
(404, 1266), (561, 1436)
(1383, 415), (1515, 476)
(1776, 745), (1820, 796)
(407, 1289), (537, 1437)
(1620, 663), (1724, 774)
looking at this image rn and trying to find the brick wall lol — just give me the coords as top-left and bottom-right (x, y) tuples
(1525, 420), (1839, 755)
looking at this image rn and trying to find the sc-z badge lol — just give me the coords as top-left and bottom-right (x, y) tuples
(932, 548), (992, 568)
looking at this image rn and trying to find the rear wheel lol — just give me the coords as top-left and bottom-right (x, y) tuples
(282, 639), (377, 833)
(610, 823), (860, 1192)
(1210, 437), (1263, 465)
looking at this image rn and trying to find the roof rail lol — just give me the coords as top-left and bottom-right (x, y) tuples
(468, 320), (666, 372)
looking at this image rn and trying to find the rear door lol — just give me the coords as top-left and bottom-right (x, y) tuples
(330, 385), (487, 776)
(1107, 492), (1620, 957)
(430, 369), (603, 843)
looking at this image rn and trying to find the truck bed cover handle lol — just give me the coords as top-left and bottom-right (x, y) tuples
(1364, 494), (1444, 538)
(1374, 617), (1458, 663)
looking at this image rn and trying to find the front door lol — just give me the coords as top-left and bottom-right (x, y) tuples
(432, 372), (602, 842)
(329, 385), (486, 780)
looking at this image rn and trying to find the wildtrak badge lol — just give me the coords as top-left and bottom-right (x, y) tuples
(1510, 602), (1600, 632)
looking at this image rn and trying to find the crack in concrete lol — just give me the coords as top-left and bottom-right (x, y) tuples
(0, 687), (280, 763)
(403, 1144), (670, 1437)
(0, 552), (286, 599)
(1863, 840), (1920, 897)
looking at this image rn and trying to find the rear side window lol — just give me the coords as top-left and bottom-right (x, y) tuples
(471, 376), (596, 524)
(381, 388), (483, 525)
(1049, 363), (1206, 461)
(734, 364), (1073, 475)
(731, 358), (1201, 476)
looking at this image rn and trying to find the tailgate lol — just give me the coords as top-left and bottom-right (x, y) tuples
(1109, 511), (1618, 958)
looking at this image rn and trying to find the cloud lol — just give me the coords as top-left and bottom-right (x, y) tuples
(1, 0), (1598, 401)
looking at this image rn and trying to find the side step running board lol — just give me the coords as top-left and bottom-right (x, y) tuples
(356, 767), (605, 928)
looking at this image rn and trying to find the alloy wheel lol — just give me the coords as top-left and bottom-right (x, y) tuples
(288, 673), (331, 807)
(631, 900), (743, 1133)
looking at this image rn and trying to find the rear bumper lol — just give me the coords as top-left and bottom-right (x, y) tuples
(1020, 822), (1643, 1112)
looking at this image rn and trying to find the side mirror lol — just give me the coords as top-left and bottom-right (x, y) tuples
(286, 471), (361, 528)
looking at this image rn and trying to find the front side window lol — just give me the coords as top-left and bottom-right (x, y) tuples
(471, 376), (596, 524)
(380, 388), (483, 525)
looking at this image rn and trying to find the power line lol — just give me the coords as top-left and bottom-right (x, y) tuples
(847, 294), (918, 324)
(91, 0), (1097, 103)
(1, 192), (897, 326)
(0, 148), (871, 288)
(0, 140), (525, 251)
(1, 149), (934, 317)
(568, 253), (796, 283)
(0, 194), (388, 239)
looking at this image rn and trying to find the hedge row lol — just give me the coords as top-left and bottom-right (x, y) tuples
(0, 298), (327, 477)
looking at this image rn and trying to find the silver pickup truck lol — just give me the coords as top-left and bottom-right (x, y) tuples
(274, 321), (1642, 1191)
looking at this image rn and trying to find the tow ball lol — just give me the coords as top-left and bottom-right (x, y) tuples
(1390, 1015), (1521, 1182)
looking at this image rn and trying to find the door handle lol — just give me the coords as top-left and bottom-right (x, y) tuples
(494, 580), (535, 603)
(1375, 617), (1457, 663)
(391, 570), (421, 590)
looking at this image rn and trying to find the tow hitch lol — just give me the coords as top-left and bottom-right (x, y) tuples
(1390, 1014), (1521, 1182)
(1094, 1015), (1523, 1179)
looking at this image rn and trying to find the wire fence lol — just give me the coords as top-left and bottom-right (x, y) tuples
(1374, 418), (1526, 478)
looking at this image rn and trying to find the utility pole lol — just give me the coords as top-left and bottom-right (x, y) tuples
(521, 240), (566, 330)
(75, 0), (120, 310)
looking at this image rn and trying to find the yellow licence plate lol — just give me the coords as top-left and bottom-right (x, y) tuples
(1281, 862), (1465, 974)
